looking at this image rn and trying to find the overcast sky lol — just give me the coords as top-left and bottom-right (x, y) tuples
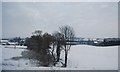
(0, 2), (2, 39)
(2, 2), (118, 38)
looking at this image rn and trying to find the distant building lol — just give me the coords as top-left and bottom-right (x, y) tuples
(7, 42), (18, 45)
(0, 39), (18, 45)
(93, 38), (104, 44)
(0, 39), (9, 45)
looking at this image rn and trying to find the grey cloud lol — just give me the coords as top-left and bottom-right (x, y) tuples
(2, 2), (118, 38)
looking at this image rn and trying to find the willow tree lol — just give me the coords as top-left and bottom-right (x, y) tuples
(59, 25), (75, 67)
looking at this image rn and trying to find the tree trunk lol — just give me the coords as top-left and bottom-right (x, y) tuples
(56, 43), (60, 62)
(64, 52), (68, 67)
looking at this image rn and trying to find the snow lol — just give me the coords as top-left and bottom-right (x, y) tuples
(3, 46), (25, 59)
(0, 45), (2, 71)
(67, 45), (118, 70)
(2, 45), (35, 70)
(0, 45), (118, 70)
(4, 45), (27, 49)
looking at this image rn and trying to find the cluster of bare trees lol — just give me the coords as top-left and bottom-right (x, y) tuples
(25, 25), (75, 67)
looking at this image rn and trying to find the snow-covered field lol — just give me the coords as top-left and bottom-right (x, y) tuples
(0, 45), (118, 70)
(0, 45), (2, 71)
(1, 45), (37, 70)
(67, 45), (118, 70)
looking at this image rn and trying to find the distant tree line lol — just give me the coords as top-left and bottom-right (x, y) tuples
(9, 37), (24, 46)
(83, 38), (120, 46)
(94, 38), (120, 46)
(24, 25), (75, 67)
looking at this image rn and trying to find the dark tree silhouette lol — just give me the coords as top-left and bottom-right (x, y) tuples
(59, 25), (75, 67)
(25, 30), (54, 66)
(32, 30), (42, 36)
(25, 27), (75, 67)
(52, 31), (64, 62)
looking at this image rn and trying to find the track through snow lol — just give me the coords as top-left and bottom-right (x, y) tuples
(0, 45), (118, 70)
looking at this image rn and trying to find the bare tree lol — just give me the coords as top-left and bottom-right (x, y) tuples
(52, 31), (64, 62)
(59, 25), (75, 67)
(32, 30), (42, 36)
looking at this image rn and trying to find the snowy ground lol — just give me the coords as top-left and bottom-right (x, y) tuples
(2, 45), (37, 70)
(0, 45), (118, 70)
(0, 45), (2, 71)
(67, 45), (118, 70)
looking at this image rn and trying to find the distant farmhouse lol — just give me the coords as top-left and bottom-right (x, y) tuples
(0, 39), (18, 45)
(0, 39), (9, 45)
